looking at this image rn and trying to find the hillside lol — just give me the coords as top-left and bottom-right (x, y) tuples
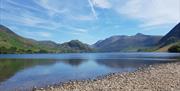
(155, 23), (180, 52)
(158, 23), (180, 46)
(0, 25), (93, 54)
(93, 33), (162, 52)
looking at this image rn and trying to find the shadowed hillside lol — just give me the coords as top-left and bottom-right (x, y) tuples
(93, 33), (162, 52)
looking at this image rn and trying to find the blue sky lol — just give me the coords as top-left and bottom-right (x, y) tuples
(0, 0), (180, 44)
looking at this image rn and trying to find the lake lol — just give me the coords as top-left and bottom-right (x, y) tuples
(0, 53), (180, 91)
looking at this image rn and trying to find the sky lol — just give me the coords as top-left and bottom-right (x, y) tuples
(0, 0), (180, 44)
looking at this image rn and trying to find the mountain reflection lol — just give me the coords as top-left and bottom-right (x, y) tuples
(0, 59), (56, 82)
(0, 59), (86, 83)
(60, 59), (85, 66)
(95, 59), (173, 68)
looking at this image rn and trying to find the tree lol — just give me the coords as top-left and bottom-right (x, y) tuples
(8, 47), (17, 53)
(38, 49), (48, 53)
(0, 46), (8, 54)
(26, 49), (33, 54)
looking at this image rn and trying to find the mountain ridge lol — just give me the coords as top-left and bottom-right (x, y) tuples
(93, 33), (162, 52)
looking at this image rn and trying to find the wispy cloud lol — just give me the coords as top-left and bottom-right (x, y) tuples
(34, 0), (68, 16)
(92, 0), (111, 9)
(1, 0), (98, 32)
(20, 31), (52, 38)
(35, 0), (97, 21)
(1, 0), (62, 30)
(70, 15), (95, 21)
(65, 26), (89, 35)
(74, 28), (88, 33)
(118, 0), (180, 27)
(88, 0), (98, 19)
(2, 11), (60, 30)
(4, 0), (43, 12)
(38, 32), (52, 37)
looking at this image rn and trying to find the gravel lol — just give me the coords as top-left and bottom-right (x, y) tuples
(35, 62), (180, 91)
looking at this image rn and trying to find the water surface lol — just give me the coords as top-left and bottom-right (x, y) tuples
(0, 53), (179, 91)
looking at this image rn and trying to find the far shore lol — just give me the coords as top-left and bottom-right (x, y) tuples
(35, 61), (180, 91)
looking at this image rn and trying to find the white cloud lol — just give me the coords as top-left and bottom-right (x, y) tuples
(74, 28), (88, 33)
(91, 0), (111, 9)
(21, 31), (52, 38)
(88, 0), (98, 19)
(87, 0), (112, 19)
(39, 32), (52, 37)
(118, 0), (180, 27)
(66, 26), (89, 35)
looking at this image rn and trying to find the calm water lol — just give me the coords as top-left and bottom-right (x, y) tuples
(0, 53), (179, 91)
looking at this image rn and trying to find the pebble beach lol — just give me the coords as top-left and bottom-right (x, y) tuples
(35, 62), (180, 91)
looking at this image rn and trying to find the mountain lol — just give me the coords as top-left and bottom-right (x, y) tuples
(0, 25), (93, 54)
(93, 33), (162, 52)
(60, 40), (93, 52)
(158, 23), (180, 46)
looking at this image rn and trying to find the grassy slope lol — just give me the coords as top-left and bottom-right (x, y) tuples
(0, 30), (58, 53)
(156, 42), (180, 52)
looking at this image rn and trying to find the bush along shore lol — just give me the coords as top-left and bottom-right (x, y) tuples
(35, 62), (180, 91)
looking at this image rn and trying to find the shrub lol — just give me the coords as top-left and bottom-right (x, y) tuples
(168, 45), (180, 52)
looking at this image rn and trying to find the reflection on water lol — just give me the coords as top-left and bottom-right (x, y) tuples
(95, 59), (175, 68)
(0, 53), (179, 91)
(0, 59), (55, 82)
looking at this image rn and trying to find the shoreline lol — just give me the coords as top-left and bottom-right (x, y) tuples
(35, 62), (180, 91)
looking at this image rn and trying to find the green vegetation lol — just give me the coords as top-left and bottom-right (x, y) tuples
(168, 43), (180, 52)
(137, 47), (157, 52)
(155, 42), (180, 52)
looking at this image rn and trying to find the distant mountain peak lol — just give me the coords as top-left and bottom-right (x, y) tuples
(69, 40), (81, 43)
(135, 33), (145, 36)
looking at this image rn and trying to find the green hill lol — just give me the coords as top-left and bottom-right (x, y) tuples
(0, 25), (93, 54)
